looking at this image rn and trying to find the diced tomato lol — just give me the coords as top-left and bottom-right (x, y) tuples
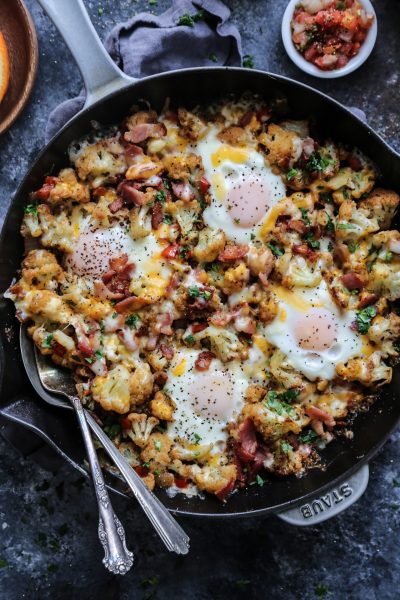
(34, 176), (57, 200)
(315, 10), (342, 28)
(161, 243), (180, 259)
(174, 477), (188, 489)
(198, 176), (210, 194)
(135, 466), (150, 477)
(120, 417), (132, 430)
(192, 322), (208, 333)
(92, 186), (107, 198)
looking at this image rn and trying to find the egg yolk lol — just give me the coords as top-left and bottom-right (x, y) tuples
(228, 178), (273, 227)
(293, 308), (339, 351)
(192, 370), (236, 420)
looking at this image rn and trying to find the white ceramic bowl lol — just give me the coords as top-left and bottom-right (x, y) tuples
(281, 0), (378, 79)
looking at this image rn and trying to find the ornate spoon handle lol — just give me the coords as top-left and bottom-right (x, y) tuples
(71, 396), (134, 574)
(86, 412), (190, 555)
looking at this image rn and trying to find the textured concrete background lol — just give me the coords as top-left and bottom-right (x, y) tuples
(0, 1), (400, 598)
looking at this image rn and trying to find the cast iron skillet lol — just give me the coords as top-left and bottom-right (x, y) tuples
(1, 0), (400, 518)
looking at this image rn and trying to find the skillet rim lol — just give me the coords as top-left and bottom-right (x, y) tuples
(1, 65), (400, 518)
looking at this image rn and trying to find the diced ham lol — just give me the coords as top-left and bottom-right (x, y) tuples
(155, 312), (173, 336)
(209, 312), (232, 327)
(191, 322), (208, 333)
(89, 358), (107, 377)
(233, 453), (247, 488)
(302, 137), (315, 158)
(293, 244), (317, 260)
(194, 351), (215, 371)
(118, 182), (147, 206)
(341, 271), (366, 290)
(124, 122), (166, 144)
(239, 111), (254, 127)
(247, 443), (272, 482)
(146, 335), (159, 351)
(75, 326), (93, 356)
(218, 244), (248, 262)
(154, 371), (168, 387)
(108, 197), (124, 214)
(114, 296), (145, 313)
(110, 254), (129, 272)
(305, 405), (335, 428)
(93, 280), (125, 300)
(234, 315), (256, 334)
(159, 343), (174, 360)
(171, 182), (195, 202)
(333, 242), (350, 265)
(357, 293), (378, 309)
(237, 418), (257, 461)
(124, 144), (144, 165)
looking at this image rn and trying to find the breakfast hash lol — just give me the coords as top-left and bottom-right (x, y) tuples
(6, 95), (400, 502)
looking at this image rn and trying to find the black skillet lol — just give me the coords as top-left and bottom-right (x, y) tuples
(1, 0), (399, 522)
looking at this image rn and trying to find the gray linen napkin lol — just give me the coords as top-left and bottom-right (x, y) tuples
(45, 0), (242, 142)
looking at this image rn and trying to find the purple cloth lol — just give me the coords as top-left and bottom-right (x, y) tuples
(45, 0), (242, 142)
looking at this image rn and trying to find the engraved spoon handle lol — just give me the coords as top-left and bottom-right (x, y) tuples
(86, 412), (190, 555)
(70, 396), (134, 574)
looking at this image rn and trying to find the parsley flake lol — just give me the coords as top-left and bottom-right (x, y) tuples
(355, 305), (377, 334)
(243, 54), (254, 68)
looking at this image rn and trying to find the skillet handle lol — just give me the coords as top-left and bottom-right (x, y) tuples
(36, 0), (136, 107)
(277, 464), (369, 526)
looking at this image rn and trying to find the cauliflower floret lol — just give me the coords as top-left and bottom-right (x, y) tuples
(170, 443), (213, 463)
(177, 108), (207, 141)
(72, 138), (127, 183)
(21, 249), (63, 290)
(367, 313), (400, 357)
(20, 289), (75, 323)
(242, 401), (304, 440)
(47, 168), (90, 205)
(336, 352), (392, 387)
(37, 204), (77, 253)
(247, 246), (275, 277)
(359, 188), (400, 229)
(270, 349), (304, 388)
(140, 432), (173, 472)
(191, 464), (236, 496)
(193, 227), (225, 263)
(325, 166), (375, 199)
(91, 364), (131, 414)
(115, 441), (140, 467)
(222, 263), (250, 294)
(259, 123), (302, 169)
(170, 200), (200, 236)
(162, 152), (202, 180)
(193, 325), (245, 362)
(129, 205), (152, 239)
(125, 413), (159, 448)
(150, 391), (175, 421)
(21, 205), (42, 237)
(267, 441), (309, 477)
(369, 261), (400, 301)
(336, 200), (379, 242)
(279, 255), (322, 288)
(129, 362), (153, 406)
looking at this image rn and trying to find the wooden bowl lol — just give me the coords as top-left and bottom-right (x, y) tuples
(0, 0), (38, 135)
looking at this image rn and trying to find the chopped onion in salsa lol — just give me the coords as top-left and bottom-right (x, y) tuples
(291, 0), (374, 71)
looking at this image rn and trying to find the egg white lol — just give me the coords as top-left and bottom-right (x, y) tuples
(263, 280), (363, 381)
(195, 126), (286, 244)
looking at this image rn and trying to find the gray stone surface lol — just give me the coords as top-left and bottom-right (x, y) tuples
(0, 0), (399, 598)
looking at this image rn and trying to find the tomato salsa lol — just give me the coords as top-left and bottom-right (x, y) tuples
(291, 0), (374, 71)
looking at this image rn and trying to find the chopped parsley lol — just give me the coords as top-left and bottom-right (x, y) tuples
(149, 0), (158, 5)
(154, 440), (162, 451)
(125, 314), (139, 329)
(0, 559), (9, 569)
(337, 222), (356, 230)
(188, 286), (211, 300)
(281, 441), (293, 454)
(287, 168), (299, 181)
(209, 52), (218, 63)
(250, 233), (256, 241)
(306, 151), (336, 173)
(242, 54), (254, 68)
(43, 334), (53, 349)
(336, 1), (345, 8)
(347, 242), (359, 253)
(178, 10), (204, 27)
(184, 334), (195, 345)
(98, 7), (104, 16)
(234, 217), (241, 224)
(250, 474), (265, 487)
(267, 242), (284, 257)
(155, 189), (166, 203)
(24, 204), (38, 216)
(298, 429), (318, 443)
(163, 214), (173, 224)
(179, 246), (191, 260)
(385, 251), (393, 262)
(305, 232), (320, 250)
(325, 211), (335, 232)
(264, 390), (295, 416)
(94, 349), (103, 359)
(191, 432), (202, 444)
(355, 305), (377, 334)
(84, 357), (94, 364)
(300, 207), (311, 225)
(327, 241), (334, 252)
(393, 478), (400, 488)
(104, 423), (121, 439)
(315, 584), (330, 598)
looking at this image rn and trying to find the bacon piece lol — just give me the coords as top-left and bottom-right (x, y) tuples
(166, 273), (179, 297)
(124, 143), (144, 165)
(348, 154), (362, 171)
(192, 322), (208, 333)
(160, 343), (174, 360)
(305, 405), (335, 428)
(93, 280), (125, 300)
(238, 418), (257, 461)
(247, 443), (271, 482)
(302, 137), (315, 158)
(293, 244), (317, 260)
(287, 219), (307, 234)
(52, 341), (65, 357)
(311, 419), (325, 436)
(146, 335), (159, 351)
(110, 254), (129, 272)
(151, 202), (164, 229)
(198, 176), (210, 194)
(234, 315), (256, 334)
(34, 176), (57, 201)
(215, 478), (235, 502)
(209, 312), (232, 327)
(118, 182), (147, 206)
(154, 371), (168, 387)
(90, 358), (107, 377)
(171, 182), (195, 202)
(257, 107), (271, 122)
(259, 272), (270, 288)
(92, 186), (107, 199)
(239, 110), (254, 127)
(161, 243), (180, 259)
(108, 197), (124, 214)
(155, 312), (173, 336)
(124, 122), (166, 144)
(358, 293), (378, 309)
(135, 465), (150, 477)
(115, 296), (146, 313)
(118, 328), (138, 351)
(233, 453), (247, 488)
(341, 271), (366, 290)
(218, 244), (248, 262)
(194, 351), (215, 371)
(75, 327), (93, 357)
(333, 242), (350, 266)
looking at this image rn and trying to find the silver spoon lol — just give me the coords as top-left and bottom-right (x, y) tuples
(19, 327), (190, 556)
